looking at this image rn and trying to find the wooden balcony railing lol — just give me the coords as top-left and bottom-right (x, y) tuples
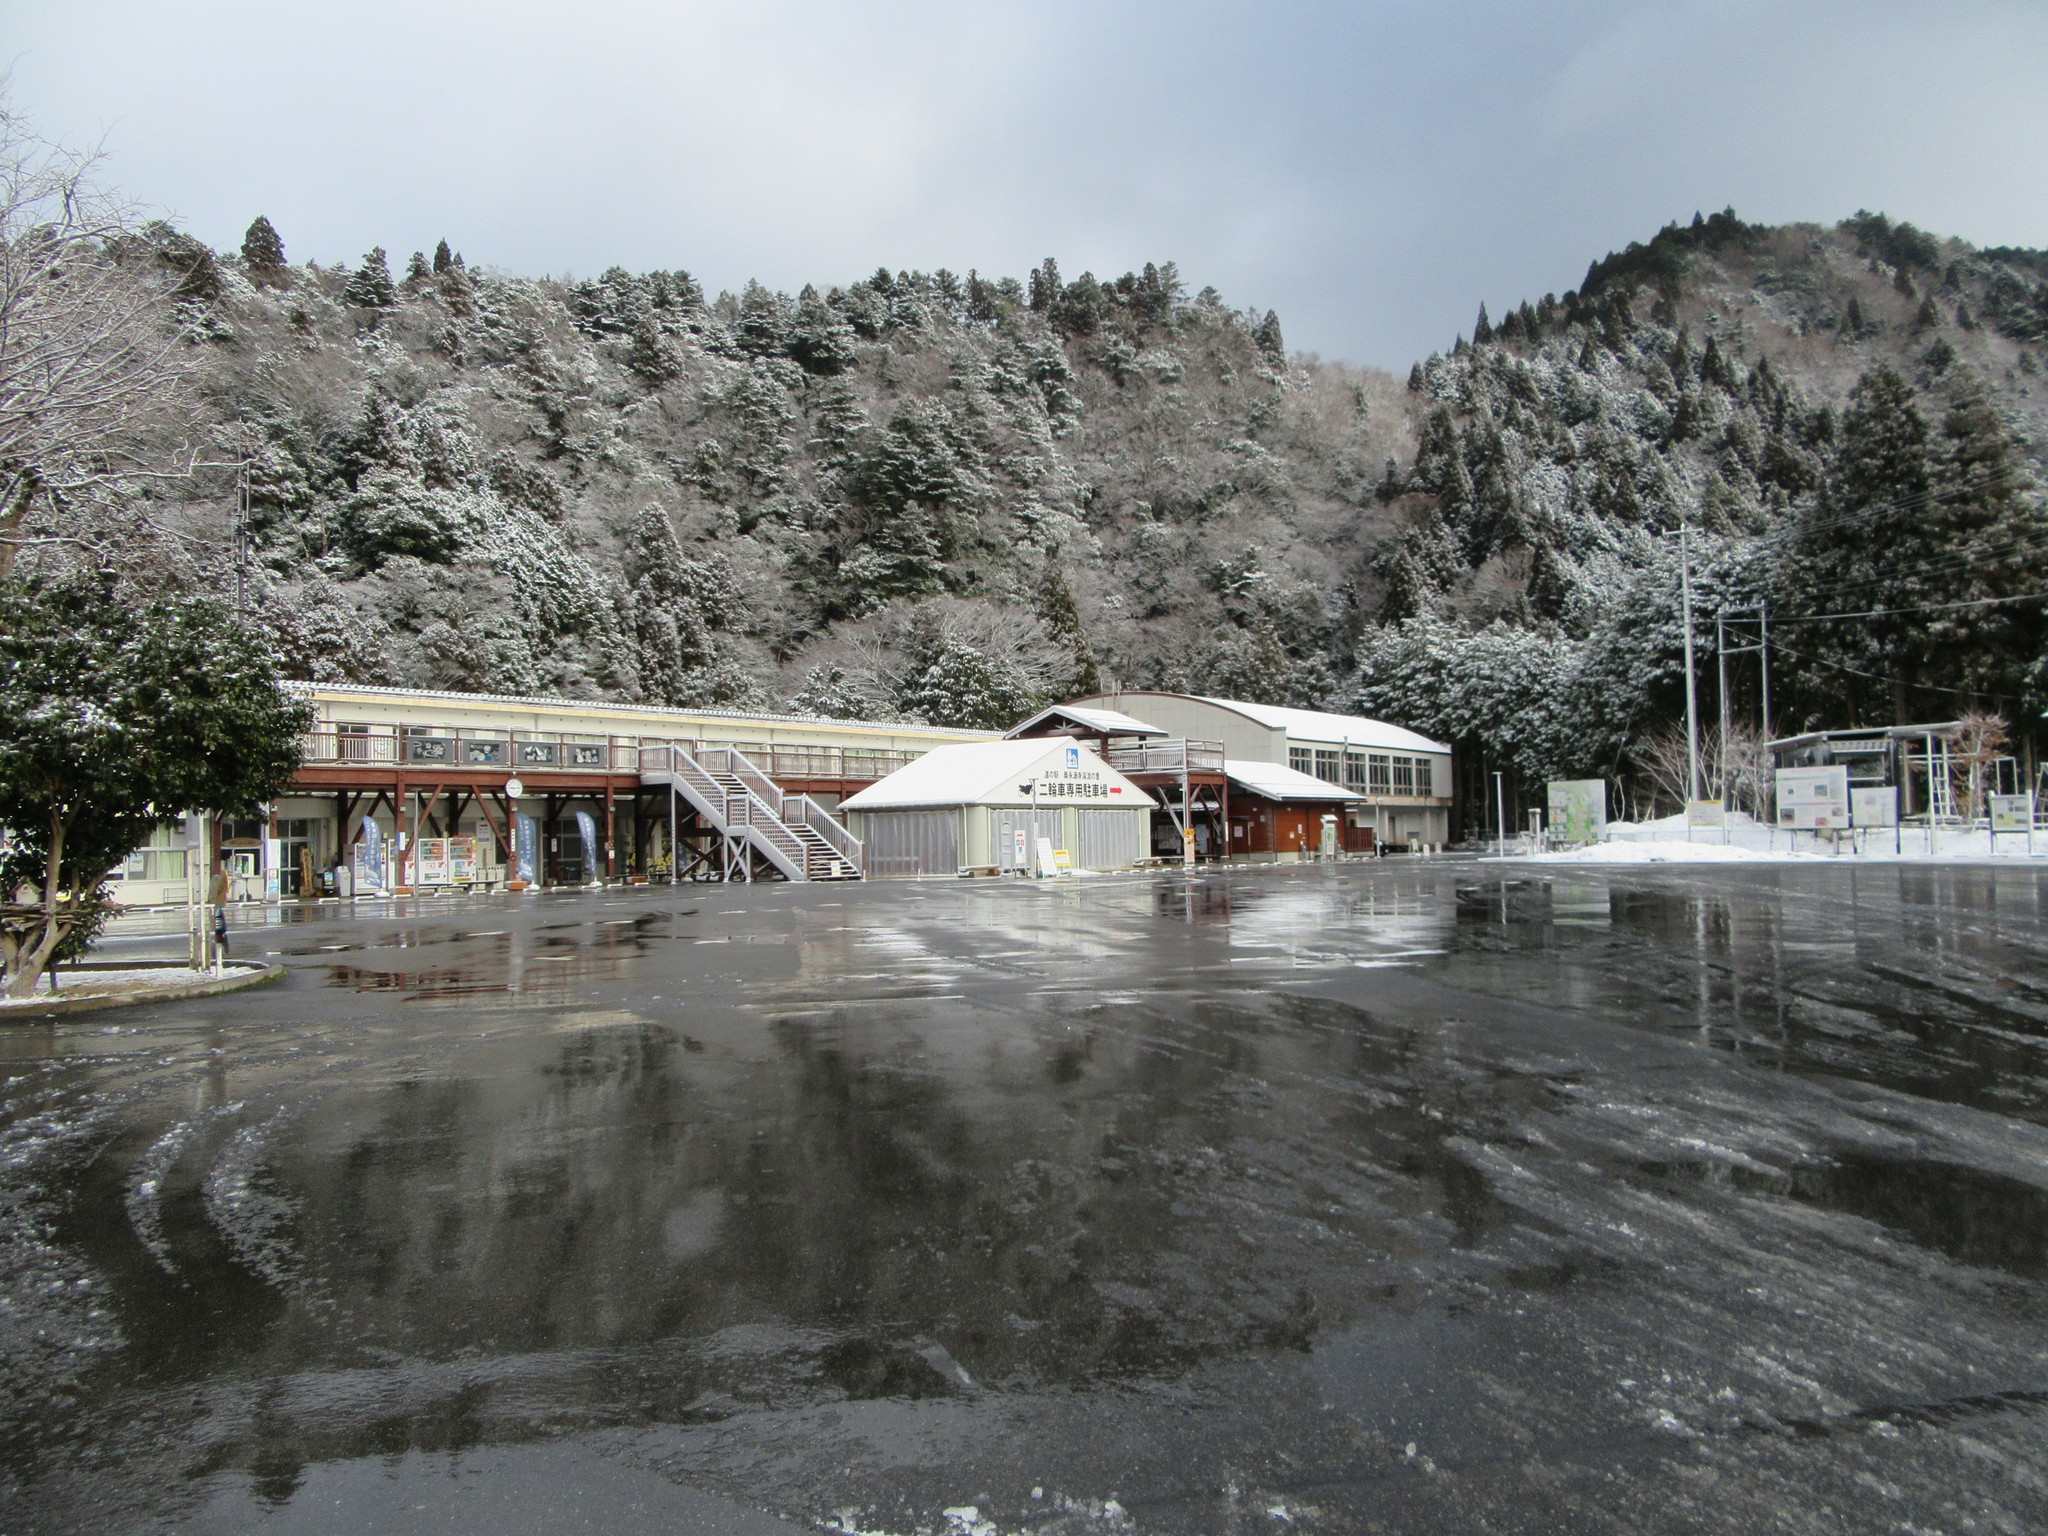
(300, 726), (924, 785)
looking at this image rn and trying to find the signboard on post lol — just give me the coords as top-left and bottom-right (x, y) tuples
(1851, 786), (1898, 827)
(1545, 780), (1607, 847)
(1687, 800), (1726, 829)
(1990, 794), (2034, 834)
(1776, 766), (1849, 830)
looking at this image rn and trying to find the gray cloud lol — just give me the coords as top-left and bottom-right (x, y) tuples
(5, 0), (2043, 368)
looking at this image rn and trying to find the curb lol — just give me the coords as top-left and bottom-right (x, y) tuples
(0, 961), (286, 1020)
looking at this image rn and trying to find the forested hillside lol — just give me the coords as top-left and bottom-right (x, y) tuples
(18, 201), (2048, 809)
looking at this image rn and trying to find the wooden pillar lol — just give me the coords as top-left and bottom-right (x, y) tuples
(605, 785), (617, 880)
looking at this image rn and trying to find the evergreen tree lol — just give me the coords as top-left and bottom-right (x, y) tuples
(788, 288), (857, 375)
(240, 215), (286, 275)
(1473, 303), (1492, 344)
(1028, 258), (1061, 312)
(788, 663), (873, 720)
(1036, 551), (1099, 698)
(404, 250), (432, 287)
(1791, 364), (1932, 716)
(900, 637), (1040, 730)
(433, 239), (456, 275)
(343, 247), (396, 308)
(1253, 309), (1285, 362)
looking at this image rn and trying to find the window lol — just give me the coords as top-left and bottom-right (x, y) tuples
(1289, 747), (1314, 776)
(1368, 755), (1391, 793)
(1344, 752), (1367, 791)
(1413, 758), (1435, 797)
(1313, 748), (1341, 785)
(1392, 758), (1415, 795)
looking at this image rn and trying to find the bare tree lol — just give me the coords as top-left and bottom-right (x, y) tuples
(0, 98), (197, 577)
(1949, 712), (2009, 821)
(1633, 720), (1774, 820)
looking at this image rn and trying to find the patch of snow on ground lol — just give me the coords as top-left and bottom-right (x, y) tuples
(0, 966), (221, 1006)
(1498, 840), (1823, 864)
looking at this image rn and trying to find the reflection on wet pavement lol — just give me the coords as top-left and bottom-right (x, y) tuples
(3, 865), (2048, 1533)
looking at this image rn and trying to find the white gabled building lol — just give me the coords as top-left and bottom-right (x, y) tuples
(839, 738), (1153, 877)
(1065, 692), (1455, 849)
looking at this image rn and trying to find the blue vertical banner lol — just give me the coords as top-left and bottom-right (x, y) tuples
(354, 819), (386, 893)
(575, 810), (600, 884)
(515, 814), (538, 884)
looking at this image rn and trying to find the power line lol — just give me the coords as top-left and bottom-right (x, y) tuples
(1766, 589), (2048, 625)
(1761, 634), (2021, 704)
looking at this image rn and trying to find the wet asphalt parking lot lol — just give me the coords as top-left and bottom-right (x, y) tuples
(3, 859), (2048, 1535)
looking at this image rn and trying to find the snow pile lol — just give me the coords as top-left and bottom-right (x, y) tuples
(1499, 840), (1821, 865)
(0, 966), (221, 1006)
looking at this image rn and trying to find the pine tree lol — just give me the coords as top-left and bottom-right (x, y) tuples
(1473, 303), (1492, 344)
(1406, 362), (1425, 392)
(788, 664), (872, 720)
(240, 216), (286, 275)
(1036, 552), (1100, 698)
(1791, 364), (1931, 716)
(899, 638), (1040, 730)
(1029, 258), (1061, 313)
(433, 239), (456, 275)
(404, 251), (432, 287)
(1253, 310), (1285, 362)
(343, 247), (396, 308)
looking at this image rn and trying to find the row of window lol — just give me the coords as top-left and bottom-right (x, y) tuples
(1289, 747), (1438, 797)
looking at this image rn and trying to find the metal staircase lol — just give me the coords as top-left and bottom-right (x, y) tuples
(638, 742), (863, 882)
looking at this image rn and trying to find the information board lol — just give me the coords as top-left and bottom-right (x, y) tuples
(1851, 786), (1898, 827)
(1776, 766), (1850, 829)
(1687, 799), (1726, 828)
(1545, 779), (1607, 846)
(1990, 794), (2035, 834)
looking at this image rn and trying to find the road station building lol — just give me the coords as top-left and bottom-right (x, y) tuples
(108, 683), (991, 906)
(1055, 692), (1455, 855)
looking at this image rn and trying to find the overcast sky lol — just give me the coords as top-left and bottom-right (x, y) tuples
(6, 1), (2046, 370)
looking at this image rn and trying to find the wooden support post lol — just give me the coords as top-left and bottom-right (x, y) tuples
(605, 786), (617, 881)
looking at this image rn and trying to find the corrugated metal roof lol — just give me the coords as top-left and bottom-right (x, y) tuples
(1004, 704), (1168, 739)
(285, 682), (993, 739)
(1224, 759), (1368, 802)
(1192, 696), (1451, 753)
(841, 740), (1148, 810)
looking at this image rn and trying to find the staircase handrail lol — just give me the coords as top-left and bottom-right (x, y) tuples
(710, 747), (788, 819)
(790, 795), (864, 873)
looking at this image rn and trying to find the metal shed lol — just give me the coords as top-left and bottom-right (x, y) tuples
(840, 739), (1154, 877)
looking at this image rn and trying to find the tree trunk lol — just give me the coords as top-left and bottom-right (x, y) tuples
(0, 474), (41, 583)
(4, 809), (70, 999)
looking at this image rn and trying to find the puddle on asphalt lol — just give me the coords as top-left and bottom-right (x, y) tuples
(10, 868), (2048, 1535)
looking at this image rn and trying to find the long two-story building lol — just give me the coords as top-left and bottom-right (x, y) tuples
(111, 684), (992, 906)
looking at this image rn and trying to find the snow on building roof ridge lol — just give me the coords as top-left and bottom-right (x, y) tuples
(284, 681), (996, 738)
(1189, 695), (1451, 753)
(1006, 704), (1167, 738)
(841, 738), (1146, 810)
(1223, 758), (1368, 801)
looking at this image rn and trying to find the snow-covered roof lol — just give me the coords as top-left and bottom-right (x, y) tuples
(841, 739), (1149, 811)
(1225, 759), (1368, 802)
(286, 682), (992, 739)
(1192, 696), (1450, 754)
(1004, 704), (1168, 739)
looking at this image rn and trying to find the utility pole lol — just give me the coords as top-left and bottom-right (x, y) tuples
(1716, 612), (1732, 797)
(1679, 523), (1702, 805)
(1758, 603), (1772, 743)
(1493, 771), (1507, 857)
(233, 424), (256, 617)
